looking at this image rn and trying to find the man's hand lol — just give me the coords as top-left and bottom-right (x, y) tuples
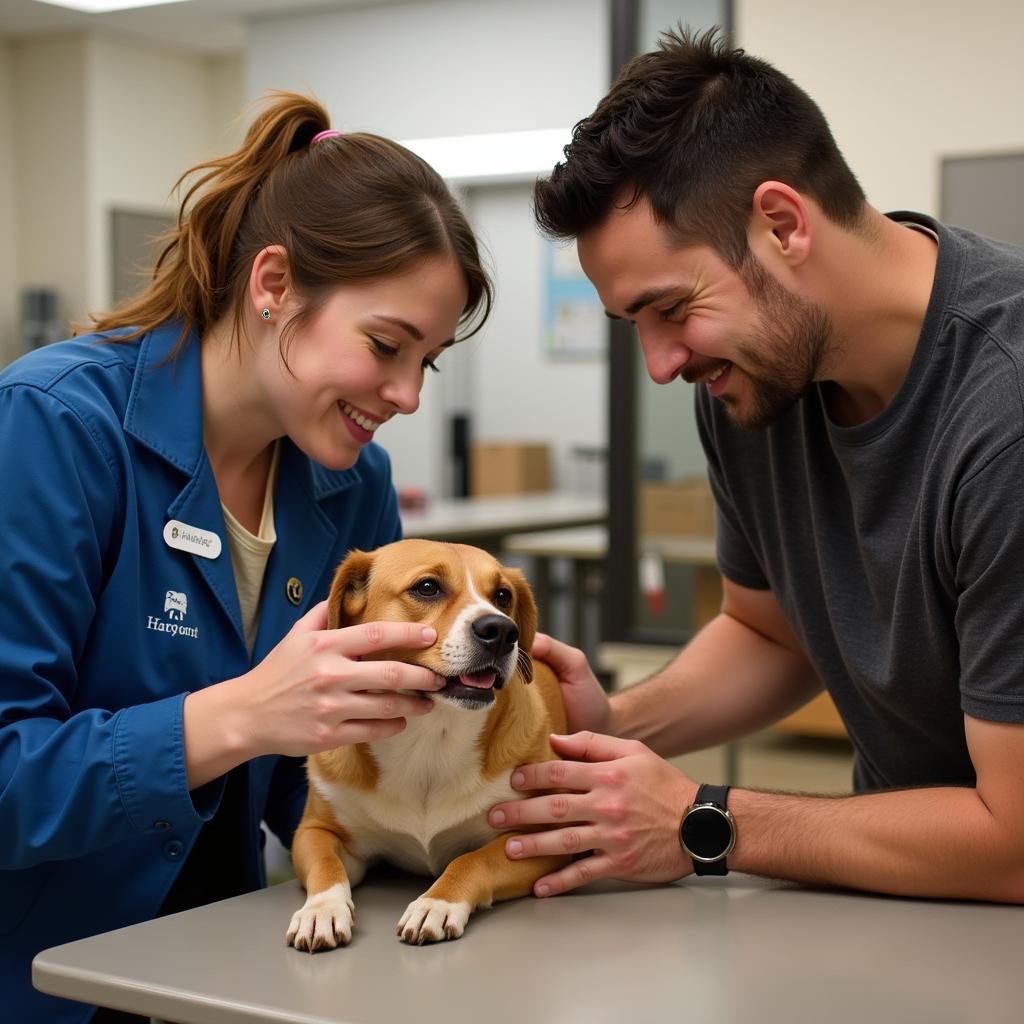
(488, 731), (697, 896)
(532, 633), (612, 735)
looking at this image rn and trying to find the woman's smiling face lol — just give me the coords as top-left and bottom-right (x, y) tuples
(260, 255), (469, 469)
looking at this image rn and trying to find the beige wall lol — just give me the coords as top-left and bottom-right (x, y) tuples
(0, 33), (242, 366)
(85, 36), (243, 311)
(735, 0), (1024, 215)
(12, 35), (90, 342)
(207, 53), (246, 154)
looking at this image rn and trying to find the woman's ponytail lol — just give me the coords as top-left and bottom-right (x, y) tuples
(165, 93), (329, 331)
(83, 91), (492, 357)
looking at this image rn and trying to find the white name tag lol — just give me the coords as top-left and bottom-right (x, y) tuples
(163, 520), (222, 560)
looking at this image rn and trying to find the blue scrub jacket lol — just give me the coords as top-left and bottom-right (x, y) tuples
(0, 323), (402, 1023)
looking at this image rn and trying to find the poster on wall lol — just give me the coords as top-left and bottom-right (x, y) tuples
(543, 238), (606, 359)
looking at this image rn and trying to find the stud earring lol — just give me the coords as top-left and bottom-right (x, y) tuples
(261, 308), (271, 321)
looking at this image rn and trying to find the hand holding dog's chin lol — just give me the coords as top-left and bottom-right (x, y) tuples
(183, 602), (441, 786)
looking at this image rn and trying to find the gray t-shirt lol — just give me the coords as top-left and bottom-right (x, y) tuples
(696, 212), (1024, 792)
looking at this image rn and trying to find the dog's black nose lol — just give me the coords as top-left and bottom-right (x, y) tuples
(471, 614), (519, 657)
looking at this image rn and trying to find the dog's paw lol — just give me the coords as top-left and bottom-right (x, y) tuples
(286, 883), (355, 952)
(396, 895), (472, 944)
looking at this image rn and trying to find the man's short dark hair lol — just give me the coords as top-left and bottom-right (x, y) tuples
(534, 27), (867, 268)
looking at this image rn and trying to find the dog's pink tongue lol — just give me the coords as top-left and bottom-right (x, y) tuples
(459, 671), (498, 690)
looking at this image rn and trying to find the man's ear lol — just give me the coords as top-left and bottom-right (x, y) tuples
(506, 567), (537, 684)
(750, 181), (812, 269)
(327, 549), (374, 628)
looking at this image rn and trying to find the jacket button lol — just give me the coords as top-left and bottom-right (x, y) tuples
(286, 577), (303, 605)
(163, 840), (184, 861)
(154, 820), (171, 831)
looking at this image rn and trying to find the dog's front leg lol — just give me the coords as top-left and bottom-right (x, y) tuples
(397, 836), (569, 944)
(287, 821), (366, 952)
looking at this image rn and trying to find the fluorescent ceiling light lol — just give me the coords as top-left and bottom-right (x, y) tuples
(400, 128), (572, 184)
(35, 0), (192, 12)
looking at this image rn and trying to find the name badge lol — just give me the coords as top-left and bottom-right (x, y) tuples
(164, 520), (222, 560)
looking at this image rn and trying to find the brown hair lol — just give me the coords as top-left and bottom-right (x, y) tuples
(84, 91), (492, 356)
(534, 26), (867, 269)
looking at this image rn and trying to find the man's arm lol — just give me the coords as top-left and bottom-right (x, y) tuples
(608, 578), (821, 756)
(493, 582), (1024, 904)
(490, 718), (1024, 904)
(728, 714), (1024, 902)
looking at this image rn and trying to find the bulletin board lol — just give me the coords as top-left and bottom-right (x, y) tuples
(543, 237), (607, 359)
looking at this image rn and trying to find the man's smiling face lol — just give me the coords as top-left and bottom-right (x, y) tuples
(577, 195), (833, 429)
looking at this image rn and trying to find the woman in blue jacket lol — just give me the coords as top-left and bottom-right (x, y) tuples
(0, 92), (492, 1023)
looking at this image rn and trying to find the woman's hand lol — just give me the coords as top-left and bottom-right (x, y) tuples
(183, 600), (443, 788)
(532, 632), (612, 735)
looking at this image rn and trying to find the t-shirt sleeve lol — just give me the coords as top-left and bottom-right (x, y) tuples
(952, 437), (1024, 720)
(694, 388), (770, 590)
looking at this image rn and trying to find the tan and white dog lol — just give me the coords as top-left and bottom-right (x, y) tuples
(285, 539), (570, 949)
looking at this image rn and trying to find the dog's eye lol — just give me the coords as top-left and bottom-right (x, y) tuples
(410, 577), (443, 599)
(494, 586), (513, 610)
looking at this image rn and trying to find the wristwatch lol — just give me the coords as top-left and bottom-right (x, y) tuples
(679, 783), (736, 876)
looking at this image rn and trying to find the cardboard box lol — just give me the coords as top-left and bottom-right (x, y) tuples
(639, 476), (715, 536)
(471, 442), (551, 497)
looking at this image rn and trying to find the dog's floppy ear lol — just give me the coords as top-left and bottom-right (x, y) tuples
(327, 549), (374, 628)
(506, 567), (537, 684)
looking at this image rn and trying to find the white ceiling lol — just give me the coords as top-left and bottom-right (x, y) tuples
(0, 0), (406, 54)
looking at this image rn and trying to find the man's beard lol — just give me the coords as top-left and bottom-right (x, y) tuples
(722, 258), (834, 430)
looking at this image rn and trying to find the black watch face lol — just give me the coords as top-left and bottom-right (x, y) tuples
(681, 805), (733, 861)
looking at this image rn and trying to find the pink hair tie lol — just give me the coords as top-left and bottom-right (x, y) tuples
(311, 128), (342, 146)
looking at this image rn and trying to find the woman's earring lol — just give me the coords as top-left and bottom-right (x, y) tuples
(261, 308), (271, 321)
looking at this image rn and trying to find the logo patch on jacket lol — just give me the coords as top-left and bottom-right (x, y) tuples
(147, 589), (199, 638)
(164, 590), (187, 620)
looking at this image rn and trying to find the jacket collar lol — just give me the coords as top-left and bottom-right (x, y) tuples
(123, 321), (205, 477)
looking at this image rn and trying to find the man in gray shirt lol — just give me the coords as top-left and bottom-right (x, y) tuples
(487, 28), (1024, 903)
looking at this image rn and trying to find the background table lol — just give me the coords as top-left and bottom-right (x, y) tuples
(502, 525), (719, 646)
(400, 493), (605, 547)
(34, 871), (1024, 1023)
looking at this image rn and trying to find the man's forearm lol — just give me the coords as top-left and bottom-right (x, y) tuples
(609, 611), (820, 758)
(728, 785), (1024, 903)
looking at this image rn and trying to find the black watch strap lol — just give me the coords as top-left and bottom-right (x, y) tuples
(696, 783), (730, 810)
(682, 783), (734, 876)
(694, 784), (730, 875)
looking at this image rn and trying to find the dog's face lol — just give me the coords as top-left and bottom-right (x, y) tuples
(328, 539), (537, 710)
